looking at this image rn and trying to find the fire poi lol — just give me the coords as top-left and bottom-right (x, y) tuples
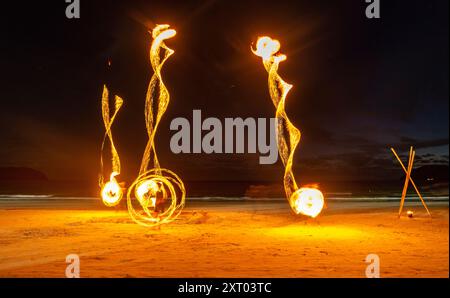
(99, 85), (124, 207)
(99, 25), (185, 227)
(126, 24), (186, 227)
(252, 36), (324, 218)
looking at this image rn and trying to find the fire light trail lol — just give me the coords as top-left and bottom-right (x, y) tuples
(99, 85), (124, 207)
(253, 36), (324, 218)
(127, 24), (186, 227)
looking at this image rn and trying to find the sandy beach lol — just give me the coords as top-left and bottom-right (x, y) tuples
(0, 198), (448, 278)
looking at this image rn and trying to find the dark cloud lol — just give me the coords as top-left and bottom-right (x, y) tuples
(1, 0), (448, 186)
(397, 137), (449, 150)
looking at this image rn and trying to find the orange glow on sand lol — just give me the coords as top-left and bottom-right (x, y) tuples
(253, 36), (324, 218)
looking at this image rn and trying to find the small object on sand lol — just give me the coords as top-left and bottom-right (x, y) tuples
(407, 210), (414, 218)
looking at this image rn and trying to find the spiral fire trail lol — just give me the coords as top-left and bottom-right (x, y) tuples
(253, 36), (324, 218)
(127, 24), (186, 227)
(100, 85), (124, 207)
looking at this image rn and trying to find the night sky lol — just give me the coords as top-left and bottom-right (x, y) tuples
(1, 0), (448, 189)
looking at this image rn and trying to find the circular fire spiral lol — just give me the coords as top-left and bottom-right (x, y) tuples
(127, 168), (185, 226)
(127, 24), (186, 226)
(253, 36), (324, 218)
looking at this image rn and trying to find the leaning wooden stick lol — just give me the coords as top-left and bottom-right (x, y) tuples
(391, 147), (432, 217)
(399, 147), (414, 217)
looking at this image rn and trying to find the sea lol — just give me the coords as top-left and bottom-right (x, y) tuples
(0, 194), (448, 212)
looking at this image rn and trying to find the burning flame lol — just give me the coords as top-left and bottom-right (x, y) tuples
(127, 24), (186, 227)
(253, 36), (324, 218)
(101, 172), (123, 207)
(135, 179), (159, 208)
(292, 188), (324, 218)
(99, 85), (124, 207)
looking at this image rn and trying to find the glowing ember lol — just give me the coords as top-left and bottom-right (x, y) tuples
(253, 36), (324, 218)
(407, 210), (414, 218)
(99, 85), (124, 207)
(127, 24), (186, 227)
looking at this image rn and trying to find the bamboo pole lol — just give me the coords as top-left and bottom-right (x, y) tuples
(399, 147), (414, 217)
(391, 147), (432, 217)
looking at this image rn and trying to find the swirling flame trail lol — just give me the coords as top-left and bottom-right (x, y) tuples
(100, 85), (124, 207)
(253, 36), (324, 218)
(127, 24), (186, 227)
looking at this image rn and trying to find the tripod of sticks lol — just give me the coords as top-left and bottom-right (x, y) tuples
(391, 147), (432, 218)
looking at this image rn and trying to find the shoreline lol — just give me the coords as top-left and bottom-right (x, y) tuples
(0, 195), (448, 212)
